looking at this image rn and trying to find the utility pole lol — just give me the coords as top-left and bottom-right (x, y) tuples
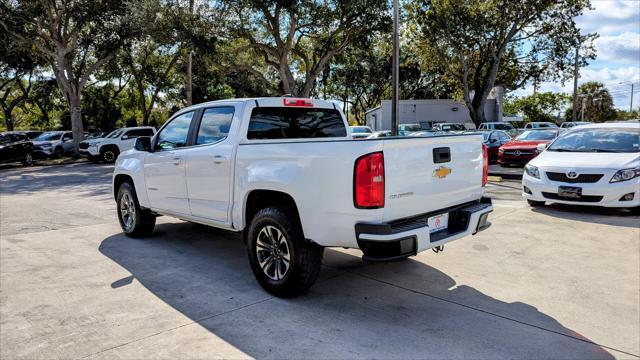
(581, 97), (586, 122)
(186, 0), (194, 106)
(391, 0), (399, 136)
(571, 46), (579, 122)
(631, 83), (635, 112)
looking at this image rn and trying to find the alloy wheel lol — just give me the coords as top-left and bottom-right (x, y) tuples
(255, 225), (291, 281)
(119, 192), (136, 231)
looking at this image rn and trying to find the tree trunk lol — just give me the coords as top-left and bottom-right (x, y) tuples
(467, 95), (488, 128)
(68, 93), (84, 157)
(3, 109), (14, 131)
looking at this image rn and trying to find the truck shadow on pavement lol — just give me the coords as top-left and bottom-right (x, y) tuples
(99, 221), (617, 359)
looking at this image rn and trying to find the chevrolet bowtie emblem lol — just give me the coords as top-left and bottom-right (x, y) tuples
(433, 166), (452, 179)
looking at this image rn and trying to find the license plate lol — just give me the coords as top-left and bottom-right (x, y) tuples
(558, 186), (582, 199)
(428, 213), (449, 233)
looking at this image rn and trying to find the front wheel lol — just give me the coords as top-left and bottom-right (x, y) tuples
(117, 182), (156, 237)
(22, 152), (33, 166)
(527, 199), (545, 207)
(247, 207), (323, 297)
(101, 148), (119, 163)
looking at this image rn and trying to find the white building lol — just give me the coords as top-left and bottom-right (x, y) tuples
(364, 87), (505, 131)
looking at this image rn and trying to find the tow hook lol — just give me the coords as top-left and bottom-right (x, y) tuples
(432, 245), (444, 254)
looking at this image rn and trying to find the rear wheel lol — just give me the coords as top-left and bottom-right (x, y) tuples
(527, 199), (545, 207)
(117, 182), (155, 237)
(21, 152), (33, 166)
(247, 207), (323, 297)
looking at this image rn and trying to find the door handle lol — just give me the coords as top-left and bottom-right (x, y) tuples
(173, 157), (182, 166)
(213, 155), (226, 164)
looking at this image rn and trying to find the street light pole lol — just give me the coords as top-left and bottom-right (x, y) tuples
(391, 0), (399, 136)
(571, 46), (579, 122)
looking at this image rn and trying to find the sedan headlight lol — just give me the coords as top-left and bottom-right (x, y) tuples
(525, 164), (540, 179)
(610, 167), (640, 183)
(498, 148), (505, 154)
(40, 143), (52, 148)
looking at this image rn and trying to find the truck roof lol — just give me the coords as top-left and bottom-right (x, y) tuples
(178, 97), (340, 114)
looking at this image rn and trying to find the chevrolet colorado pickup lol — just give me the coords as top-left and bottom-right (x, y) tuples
(112, 97), (493, 297)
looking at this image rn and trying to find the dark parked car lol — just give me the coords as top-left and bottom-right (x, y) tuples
(481, 130), (511, 163)
(0, 132), (34, 166)
(5, 130), (43, 140)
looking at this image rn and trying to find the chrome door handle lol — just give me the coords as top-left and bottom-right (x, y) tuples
(213, 155), (226, 164)
(173, 157), (182, 166)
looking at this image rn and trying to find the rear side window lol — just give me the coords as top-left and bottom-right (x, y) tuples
(197, 107), (234, 145)
(247, 107), (347, 139)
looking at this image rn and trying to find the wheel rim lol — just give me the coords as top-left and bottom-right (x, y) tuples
(256, 225), (290, 281)
(104, 151), (115, 162)
(119, 192), (136, 231)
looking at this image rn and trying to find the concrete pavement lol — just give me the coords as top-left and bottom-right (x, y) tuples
(1, 163), (638, 359)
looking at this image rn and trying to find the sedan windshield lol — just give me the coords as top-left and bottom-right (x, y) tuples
(548, 128), (640, 153)
(34, 132), (62, 141)
(516, 130), (557, 141)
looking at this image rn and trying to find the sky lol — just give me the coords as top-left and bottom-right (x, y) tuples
(514, 0), (640, 110)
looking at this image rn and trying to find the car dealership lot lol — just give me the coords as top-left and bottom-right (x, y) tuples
(1, 163), (638, 359)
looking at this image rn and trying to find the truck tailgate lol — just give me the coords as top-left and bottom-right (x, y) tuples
(381, 135), (484, 221)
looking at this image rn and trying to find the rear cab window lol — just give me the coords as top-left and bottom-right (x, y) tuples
(247, 107), (347, 140)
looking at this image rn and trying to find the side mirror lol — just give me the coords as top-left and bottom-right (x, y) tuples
(490, 138), (497, 143)
(135, 136), (152, 152)
(536, 143), (548, 152)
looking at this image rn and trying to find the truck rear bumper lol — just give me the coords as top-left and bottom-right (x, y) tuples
(355, 197), (492, 262)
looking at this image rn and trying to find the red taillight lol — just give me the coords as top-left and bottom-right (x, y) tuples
(482, 143), (489, 187)
(354, 152), (385, 208)
(283, 98), (313, 107)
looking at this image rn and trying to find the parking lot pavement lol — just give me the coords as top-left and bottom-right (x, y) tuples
(1, 163), (638, 359)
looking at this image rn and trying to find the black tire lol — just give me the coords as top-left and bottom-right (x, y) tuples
(629, 206), (640, 216)
(527, 199), (545, 207)
(53, 146), (64, 159)
(101, 147), (119, 163)
(21, 152), (33, 166)
(247, 207), (323, 297)
(116, 182), (156, 237)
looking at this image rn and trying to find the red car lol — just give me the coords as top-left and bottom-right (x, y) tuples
(498, 129), (559, 167)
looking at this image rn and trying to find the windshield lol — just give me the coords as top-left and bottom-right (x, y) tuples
(351, 127), (371, 134)
(548, 128), (640, 153)
(0, 134), (11, 144)
(516, 130), (557, 141)
(34, 132), (62, 141)
(482, 133), (491, 141)
(106, 129), (123, 138)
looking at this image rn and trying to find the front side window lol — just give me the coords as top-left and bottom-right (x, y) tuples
(156, 111), (194, 150)
(248, 107), (346, 139)
(197, 107), (234, 145)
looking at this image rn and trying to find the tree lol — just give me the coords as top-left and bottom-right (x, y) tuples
(0, 30), (42, 130)
(230, 0), (389, 97)
(566, 82), (616, 122)
(409, 0), (595, 127)
(504, 92), (570, 123)
(1, 0), (140, 155)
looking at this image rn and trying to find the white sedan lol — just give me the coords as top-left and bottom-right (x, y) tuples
(522, 122), (639, 213)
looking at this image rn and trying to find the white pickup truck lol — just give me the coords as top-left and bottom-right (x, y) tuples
(112, 97), (492, 297)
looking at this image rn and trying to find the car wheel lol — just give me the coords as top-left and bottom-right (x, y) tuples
(21, 152), (33, 166)
(527, 199), (545, 207)
(54, 146), (64, 158)
(247, 207), (323, 297)
(101, 148), (119, 163)
(117, 182), (156, 237)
